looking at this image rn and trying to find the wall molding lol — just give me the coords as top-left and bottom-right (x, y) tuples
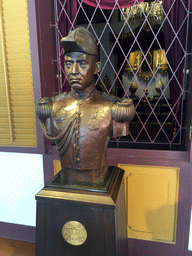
(0, 222), (35, 243)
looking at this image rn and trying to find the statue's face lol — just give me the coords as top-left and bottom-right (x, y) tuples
(64, 52), (100, 93)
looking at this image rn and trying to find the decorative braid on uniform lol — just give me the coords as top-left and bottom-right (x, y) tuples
(111, 98), (135, 122)
(36, 94), (78, 157)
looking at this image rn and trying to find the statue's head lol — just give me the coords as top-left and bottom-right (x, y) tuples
(61, 27), (101, 93)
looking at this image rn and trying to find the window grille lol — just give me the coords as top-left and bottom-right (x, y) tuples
(53, 0), (192, 151)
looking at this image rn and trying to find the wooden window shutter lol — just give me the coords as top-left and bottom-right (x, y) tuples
(0, 0), (37, 147)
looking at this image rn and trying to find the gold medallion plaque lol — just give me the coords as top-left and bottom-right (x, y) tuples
(62, 221), (87, 246)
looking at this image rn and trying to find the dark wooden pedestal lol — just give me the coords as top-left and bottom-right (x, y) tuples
(36, 167), (127, 256)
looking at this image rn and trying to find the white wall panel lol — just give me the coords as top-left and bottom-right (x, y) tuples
(0, 152), (44, 226)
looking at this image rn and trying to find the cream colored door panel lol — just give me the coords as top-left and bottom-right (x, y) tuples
(119, 164), (179, 243)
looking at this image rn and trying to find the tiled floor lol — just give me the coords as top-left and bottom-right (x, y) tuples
(0, 238), (35, 256)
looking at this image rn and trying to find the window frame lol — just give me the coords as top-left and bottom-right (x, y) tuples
(0, 0), (57, 154)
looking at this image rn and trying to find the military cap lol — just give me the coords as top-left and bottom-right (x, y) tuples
(61, 27), (98, 57)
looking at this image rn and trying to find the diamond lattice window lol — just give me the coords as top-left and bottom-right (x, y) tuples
(53, 0), (191, 150)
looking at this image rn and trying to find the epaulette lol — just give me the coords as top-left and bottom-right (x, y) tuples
(115, 98), (133, 106)
(37, 97), (51, 105)
(36, 97), (52, 120)
(101, 92), (119, 103)
(111, 98), (135, 122)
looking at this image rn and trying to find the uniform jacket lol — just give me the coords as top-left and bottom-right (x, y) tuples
(36, 85), (135, 177)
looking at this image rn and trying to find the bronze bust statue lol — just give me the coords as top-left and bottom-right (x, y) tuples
(36, 27), (135, 184)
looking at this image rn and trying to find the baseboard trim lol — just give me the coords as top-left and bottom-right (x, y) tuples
(0, 222), (35, 243)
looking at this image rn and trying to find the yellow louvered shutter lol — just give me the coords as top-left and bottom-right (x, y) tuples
(0, 0), (37, 147)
